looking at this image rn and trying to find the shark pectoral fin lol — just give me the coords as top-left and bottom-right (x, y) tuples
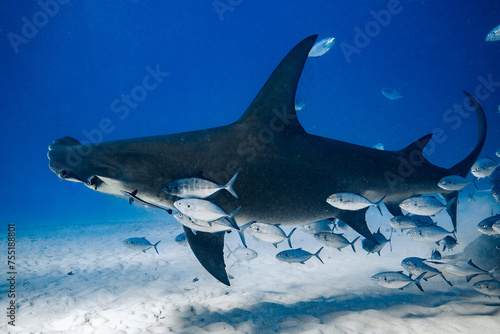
(336, 209), (378, 245)
(182, 226), (230, 286)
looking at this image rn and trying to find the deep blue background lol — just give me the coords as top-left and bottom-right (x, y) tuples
(1, 0), (499, 226)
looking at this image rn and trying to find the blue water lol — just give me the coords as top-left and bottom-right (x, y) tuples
(1, 0), (499, 225)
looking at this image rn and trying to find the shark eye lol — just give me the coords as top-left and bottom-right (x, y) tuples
(60, 170), (68, 177)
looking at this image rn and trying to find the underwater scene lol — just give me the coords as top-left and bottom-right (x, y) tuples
(2, 1), (500, 333)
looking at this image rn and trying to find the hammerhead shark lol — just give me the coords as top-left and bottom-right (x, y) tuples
(48, 35), (487, 285)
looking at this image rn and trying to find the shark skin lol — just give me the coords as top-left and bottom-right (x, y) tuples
(48, 35), (487, 285)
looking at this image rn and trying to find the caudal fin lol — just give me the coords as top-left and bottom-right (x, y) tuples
(225, 172), (240, 199)
(153, 241), (161, 255)
(314, 247), (324, 264)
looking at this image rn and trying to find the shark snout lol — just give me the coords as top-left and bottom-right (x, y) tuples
(47, 137), (87, 183)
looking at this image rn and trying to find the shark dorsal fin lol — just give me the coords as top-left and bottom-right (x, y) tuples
(234, 35), (317, 136)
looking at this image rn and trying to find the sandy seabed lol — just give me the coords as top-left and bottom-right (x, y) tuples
(1, 196), (500, 334)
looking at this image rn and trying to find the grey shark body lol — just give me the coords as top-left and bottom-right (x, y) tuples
(48, 35), (487, 285)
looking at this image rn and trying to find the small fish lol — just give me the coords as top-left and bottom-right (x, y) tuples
(399, 196), (450, 216)
(381, 88), (404, 100)
(123, 237), (161, 254)
(373, 142), (385, 150)
(438, 175), (474, 191)
(326, 193), (385, 215)
(298, 219), (333, 234)
(439, 235), (458, 251)
(241, 222), (296, 248)
(173, 212), (238, 234)
(471, 157), (499, 178)
(473, 280), (500, 299)
(163, 172), (239, 199)
(362, 228), (392, 256)
(492, 183), (500, 203)
(276, 247), (324, 264)
(401, 257), (452, 286)
(389, 215), (419, 230)
(226, 244), (258, 262)
(174, 232), (187, 246)
(173, 198), (230, 222)
(423, 259), (490, 283)
(431, 249), (442, 260)
(121, 190), (172, 214)
(371, 271), (425, 292)
(313, 232), (359, 252)
(295, 96), (305, 111)
(485, 24), (500, 42)
(477, 215), (500, 236)
(406, 225), (455, 243)
(308, 37), (335, 57)
(497, 148), (500, 158)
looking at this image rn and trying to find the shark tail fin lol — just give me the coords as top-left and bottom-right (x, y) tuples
(153, 241), (161, 255)
(447, 91), (487, 178)
(224, 172), (240, 199)
(287, 228), (297, 248)
(314, 247), (324, 264)
(350, 236), (360, 253)
(414, 272), (426, 292)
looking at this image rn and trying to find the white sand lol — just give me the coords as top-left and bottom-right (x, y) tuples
(2, 194), (500, 334)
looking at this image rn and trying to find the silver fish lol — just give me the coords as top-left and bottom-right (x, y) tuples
(439, 235), (458, 251)
(471, 157), (499, 178)
(241, 222), (296, 248)
(389, 215), (419, 230)
(308, 37), (335, 57)
(276, 247), (324, 264)
(173, 212), (237, 233)
(399, 196), (449, 216)
(381, 88), (403, 100)
(477, 215), (500, 236)
(473, 280), (500, 299)
(174, 232), (187, 246)
(431, 249), (441, 260)
(362, 228), (392, 256)
(121, 190), (172, 214)
(438, 175), (473, 191)
(373, 142), (385, 150)
(295, 96), (305, 111)
(423, 259), (490, 283)
(497, 148), (500, 158)
(313, 232), (359, 252)
(173, 198), (230, 222)
(371, 271), (425, 292)
(401, 257), (452, 286)
(298, 219), (332, 234)
(326, 193), (385, 215)
(226, 244), (258, 262)
(406, 225), (455, 243)
(123, 237), (161, 254)
(485, 24), (500, 42)
(163, 172), (239, 199)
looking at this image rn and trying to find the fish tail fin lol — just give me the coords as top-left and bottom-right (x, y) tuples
(153, 241), (161, 255)
(225, 172), (240, 199)
(414, 272), (426, 292)
(374, 195), (386, 215)
(466, 274), (480, 283)
(315, 247), (324, 264)
(287, 228), (297, 248)
(350, 236), (360, 253)
(227, 206), (242, 230)
(225, 244), (233, 259)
